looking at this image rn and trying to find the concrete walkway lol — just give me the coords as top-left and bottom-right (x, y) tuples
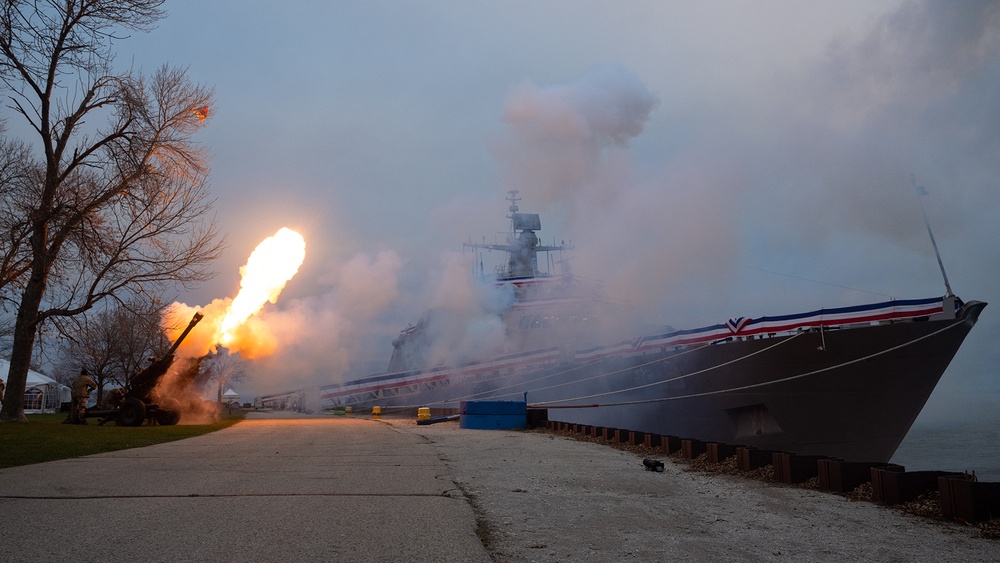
(5, 412), (996, 562)
(0, 412), (489, 562)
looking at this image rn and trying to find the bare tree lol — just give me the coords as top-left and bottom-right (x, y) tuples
(200, 348), (248, 404)
(54, 298), (169, 403)
(0, 122), (34, 346)
(0, 1), (225, 421)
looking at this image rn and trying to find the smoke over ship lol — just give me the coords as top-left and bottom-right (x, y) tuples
(313, 192), (984, 463)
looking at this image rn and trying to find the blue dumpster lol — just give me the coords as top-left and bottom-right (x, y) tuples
(459, 400), (527, 430)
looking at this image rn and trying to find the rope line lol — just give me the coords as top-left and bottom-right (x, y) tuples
(498, 341), (715, 398)
(543, 316), (967, 409)
(531, 331), (806, 406)
(358, 330), (800, 409)
(377, 339), (717, 408)
(341, 316), (967, 412)
(382, 359), (605, 409)
(364, 336), (731, 408)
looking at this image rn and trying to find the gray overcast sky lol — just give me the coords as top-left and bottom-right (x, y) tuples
(98, 0), (999, 416)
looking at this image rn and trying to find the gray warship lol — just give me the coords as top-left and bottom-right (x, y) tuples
(310, 191), (984, 462)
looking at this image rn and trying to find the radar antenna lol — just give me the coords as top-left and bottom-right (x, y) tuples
(507, 189), (521, 230)
(911, 174), (954, 298)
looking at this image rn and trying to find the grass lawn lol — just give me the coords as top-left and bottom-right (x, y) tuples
(0, 410), (246, 469)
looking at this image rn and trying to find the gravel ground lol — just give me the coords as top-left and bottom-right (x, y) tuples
(386, 418), (998, 562)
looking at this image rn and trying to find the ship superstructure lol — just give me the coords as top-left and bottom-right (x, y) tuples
(313, 192), (985, 462)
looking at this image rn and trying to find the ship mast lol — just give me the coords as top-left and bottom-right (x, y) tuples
(507, 189), (521, 231)
(911, 174), (954, 298)
(463, 190), (571, 280)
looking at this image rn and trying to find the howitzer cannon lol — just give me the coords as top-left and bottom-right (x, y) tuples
(86, 312), (204, 426)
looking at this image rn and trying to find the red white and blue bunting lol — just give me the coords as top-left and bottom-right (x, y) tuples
(318, 296), (949, 402)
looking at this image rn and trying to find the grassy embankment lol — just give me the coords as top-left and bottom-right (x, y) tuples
(0, 410), (245, 469)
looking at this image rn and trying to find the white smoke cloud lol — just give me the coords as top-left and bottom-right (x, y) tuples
(237, 1), (1000, 406)
(248, 249), (403, 392)
(418, 251), (512, 367)
(493, 65), (660, 212)
(491, 65), (745, 328)
(485, 1), (1000, 342)
(743, 0), (1000, 259)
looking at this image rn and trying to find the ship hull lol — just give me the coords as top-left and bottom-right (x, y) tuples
(325, 300), (984, 463)
(540, 303), (984, 462)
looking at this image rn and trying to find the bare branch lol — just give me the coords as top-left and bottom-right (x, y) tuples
(1, 0), (224, 422)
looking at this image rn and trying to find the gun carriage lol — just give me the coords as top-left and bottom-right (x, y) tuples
(85, 312), (204, 426)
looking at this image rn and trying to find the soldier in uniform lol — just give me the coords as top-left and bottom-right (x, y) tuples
(65, 369), (97, 424)
(95, 387), (125, 425)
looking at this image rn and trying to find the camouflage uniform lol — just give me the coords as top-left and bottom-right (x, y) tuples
(96, 388), (125, 425)
(65, 371), (97, 424)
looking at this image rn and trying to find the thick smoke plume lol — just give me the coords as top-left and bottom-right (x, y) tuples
(488, 2), (1000, 335)
(155, 356), (220, 424)
(247, 249), (403, 392)
(407, 252), (513, 368)
(492, 65), (745, 330)
(494, 65), (659, 212)
(238, 1), (1000, 406)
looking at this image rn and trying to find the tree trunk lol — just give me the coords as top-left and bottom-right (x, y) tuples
(1, 204), (51, 422)
(1, 271), (48, 422)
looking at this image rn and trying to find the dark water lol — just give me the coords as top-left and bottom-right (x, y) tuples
(891, 420), (1000, 482)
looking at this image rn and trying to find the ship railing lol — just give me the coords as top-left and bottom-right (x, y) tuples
(317, 296), (953, 408)
(626, 296), (946, 356)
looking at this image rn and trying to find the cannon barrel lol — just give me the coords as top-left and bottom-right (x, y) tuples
(84, 312), (206, 426)
(127, 312), (204, 402)
(168, 311), (204, 355)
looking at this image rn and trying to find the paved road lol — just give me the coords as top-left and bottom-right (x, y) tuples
(5, 412), (996, 562)
(0, 412), (489, 562)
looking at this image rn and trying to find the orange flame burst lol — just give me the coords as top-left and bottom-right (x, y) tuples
(164, 228), (306, 359)
(218, 227), (306, 347)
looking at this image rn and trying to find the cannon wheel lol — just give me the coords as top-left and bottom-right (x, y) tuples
(156, 398), (182, 426)
(119, 397), (147, 427)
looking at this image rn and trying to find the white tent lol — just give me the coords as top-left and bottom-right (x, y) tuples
(222, 388), (240, 404)
(1, 359), (72, 412)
